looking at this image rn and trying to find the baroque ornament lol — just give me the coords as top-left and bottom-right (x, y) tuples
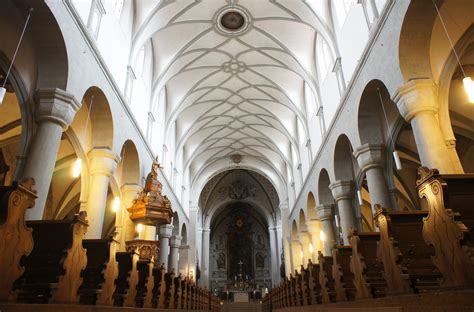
(127, 156), (174, 225)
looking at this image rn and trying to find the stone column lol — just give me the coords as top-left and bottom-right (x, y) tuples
(201, 228), (210, 287)
(178, 245), (190, 276)
(354, 144), (392, 214)
(188, 205), (199, 277)
(306, 220), (322, 262)
(291, 239), (303, 271)
(268, 226), (280, 285)
(24, 89), (80, 220)
(117, 184), (142, 249)
(85, 148), (120, 238)
(316, 204), (336, 256)
(298, 231), (312, 267)
(395, 79), (462, 173)
(169, 235), (182, 273)
(158, 224), (173, 269)
(329, 180), (357, 245)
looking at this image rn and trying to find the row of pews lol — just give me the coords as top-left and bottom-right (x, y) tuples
(262, 167), (474, 311)
(0, 179), (220, 311)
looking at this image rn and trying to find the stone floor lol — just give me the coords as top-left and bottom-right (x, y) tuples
(221, 302), (262, 312)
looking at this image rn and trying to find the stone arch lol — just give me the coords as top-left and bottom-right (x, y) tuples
(317, 169), (333, 205)
(333, 134), (357, 181)
(181, 223), (188, 245)
(292, 220), (298, 239)
(307, 192), (317, 220)
(76, 86), (114, 150)
(172, 213), (180, 236)
(358, 80), (399, 146)
(118, 140), (140, 186)
(298, 209), (307, 232)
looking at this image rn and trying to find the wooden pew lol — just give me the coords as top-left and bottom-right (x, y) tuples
(293, 270), (302, 306)
(332, 245), (356, 302)
(79, 236), (119, 305)
(113, 250), (139, 307)
(349, 229), (387, 299)
(300, 264), (310, 305)
(0, 179), (36, 301)
(307, 259), (321, 305)
(374, 205), (441, 294)
(417, 167), (474, 287)
(318, 251), (337, 303)
(15, 212), (88, 304)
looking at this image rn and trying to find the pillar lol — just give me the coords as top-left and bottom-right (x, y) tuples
(395, 79), (462, 173)
(117, 183), (142, 249)
(24, 89), (80, 220)
(268, 226), (279, 285)
(316, 204), (336, 256)
(169, 235), (182, 273)
(188, 205), (199, 278)
(298, 231), (312, 267)
(201, 228), (210, 287)
(178, 245), (190, 276)
(354, 144), (392, 214)
(306, 220), (322, 262)
(85, 148), (120, 238)
(291, 239), (303, 272)
(329, 180), (357, 244)
(158, 224), (173, 269)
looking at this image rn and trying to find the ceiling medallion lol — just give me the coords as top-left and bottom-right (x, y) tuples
(222, 59), (246, 74)
(231, 154), (242, 164)
(215, 6), (251, 36)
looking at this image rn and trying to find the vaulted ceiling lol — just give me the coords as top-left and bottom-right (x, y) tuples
(131, 0), (333, 192)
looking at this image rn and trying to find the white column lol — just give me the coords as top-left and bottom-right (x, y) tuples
(85, 148), (119, 238)
(169, 235), (182, 273)
(354, 144), (392, 214)
(316, 204), (336, 256)
(201, 228), (210, 287)
(298, 231), (312, 267)
(24, 89), (80, 220)
(395, 79), (463, 173)
(306, 220), (322, 262)
(117, 184), (142, 249)
(268, 226), (279, 286)
(329, 180), (357, 245)
(291, 240), (303, 272)
(178, 245), (190, 276)
(158, 224), (173, 269)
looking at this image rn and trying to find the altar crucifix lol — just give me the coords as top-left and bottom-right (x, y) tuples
(238, 260), (243, 275)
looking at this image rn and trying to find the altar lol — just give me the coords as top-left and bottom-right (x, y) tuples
(233, 291), (249, 303)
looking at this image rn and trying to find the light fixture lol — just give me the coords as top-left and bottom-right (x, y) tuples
(393, 151), (403, 171)
(357, 189), (364, 206)
(112, 196), (121, 213)
(137, 223), (144, 233)
(463, 77), (474, 103)
(0, 8), (33, 106)
(319, 230), (326, 242)
(309, 243), (313, 254)
(334, 214), (340, 228)
(432, 2), (473, 104)
(72, 158), (82, 178)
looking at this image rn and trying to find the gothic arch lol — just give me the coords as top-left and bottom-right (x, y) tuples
(117, 140), (141, 186)
(317, 169), (333, 206)
(333, 134), (357, 181)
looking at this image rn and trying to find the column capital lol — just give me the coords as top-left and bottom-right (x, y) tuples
(88, 148), (120, 176)
(202, 228), (211, 233)
(120, 183), (142, 195)
(35, 88), (80, 130)
(353, 143), (385, 171)
(170, 235), (182, 248)
(316, 204), (334, 221)
(158, 224), (174, 238)
(329, 180), (353, 201)
(393, 78), (438, 122)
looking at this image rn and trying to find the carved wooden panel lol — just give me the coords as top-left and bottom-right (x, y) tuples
(374, 205), (411, 294)
(417, 167), (474, 287)
(142, 260), (155, 308)
(169, 272), (176, 308)
(349, 230), (371, 299)
(123, 252), (139, 307)
(318, 251), (330, 304)
(157, 267), (166, 308)
(331, 247), (347, 302)
(307, 260), (318, 305)
(0, 179), (36, 301)
(96, 239), (119, 305)
(51, 211), (88, 303)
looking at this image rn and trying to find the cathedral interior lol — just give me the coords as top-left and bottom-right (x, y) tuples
(0, 0), (473, 311)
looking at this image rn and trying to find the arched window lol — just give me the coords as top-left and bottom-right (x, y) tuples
(316, 37), (334, 81)
(134, 46), (146, 79)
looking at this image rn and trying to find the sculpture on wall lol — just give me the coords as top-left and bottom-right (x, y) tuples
(217, 253), (226, 270)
